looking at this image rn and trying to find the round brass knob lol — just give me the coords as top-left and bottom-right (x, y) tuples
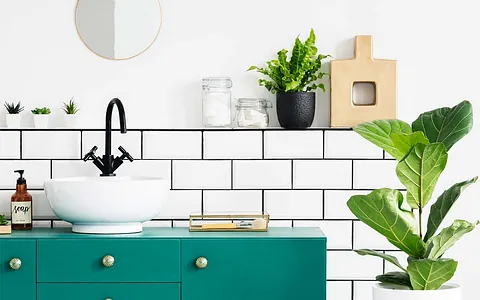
(196, 257), (208, 269)
(9, 258), (22, 270)
(105, 298), (112, 300)
(102, 255), (115, 268)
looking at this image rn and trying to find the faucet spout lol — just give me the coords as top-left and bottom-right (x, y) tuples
(105, 98), (127, 158)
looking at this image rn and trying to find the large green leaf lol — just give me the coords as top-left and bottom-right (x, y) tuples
(347, 189), (425, 257)
(424, 177), (478, 241)
(412, 100), (473, 151)
(353, 120), (412, 160)
(407, 258), (457, 290)
(391, 132), (429, 159)
(376, 272), (412, 289)
(355, 249), (407, 272)
(426, 220), (479, 259)
(396, 143), (448, 209)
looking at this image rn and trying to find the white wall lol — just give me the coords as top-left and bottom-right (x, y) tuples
(0, 0), (479, 299)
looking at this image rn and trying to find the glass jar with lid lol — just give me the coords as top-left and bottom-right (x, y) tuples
(202, 77), (233, 127)
(235, 98), (272, 128)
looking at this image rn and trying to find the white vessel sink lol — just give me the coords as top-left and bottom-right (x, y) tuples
(44, 176), (169, 234)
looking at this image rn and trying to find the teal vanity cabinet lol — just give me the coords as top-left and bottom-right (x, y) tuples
(0, 228), (326, 300)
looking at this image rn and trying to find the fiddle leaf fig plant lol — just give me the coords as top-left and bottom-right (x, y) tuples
(348, 100), (477, 290)
(248, 29), (330, 93)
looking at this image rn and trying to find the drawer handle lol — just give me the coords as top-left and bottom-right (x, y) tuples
(196, 256), (208, 269)
(9, 258), (22, 270)
(105, 298), (112, 300)
(102, 255), (115, 268)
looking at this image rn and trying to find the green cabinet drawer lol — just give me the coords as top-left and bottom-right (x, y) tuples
(37, 239), (180, 283)
(0, 240), (36, 300)
(181, 239), (326, 300)
(38, 283), (180, 300)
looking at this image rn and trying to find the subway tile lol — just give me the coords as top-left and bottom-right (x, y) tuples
(354, 281), (376, 300)
(204, 131), (262, 159)
(354, 221), (398, 250)
(52, 160), (171, 181)
(265, 191), (323, 219)
(173, 220), (189, 227)
(294, 160), (352, 189)
(353, 160), (403, 189)
(82, 131), (142, 159)
(324, 190), (371, 220)
(143, 131), (201, 159)
(264, 131), (323, 158)
(294, 220), (352, 249)
(53, 220), (72, 228)
(384, 251), (408, 273)
(268, 220), (293, 227)
(325, 131), (383, 158)
(156, 190), (202, 219)
(203, 190), (262, 214)
(0, 191), (53, 222)
(22, 131), (80, 159)
(0, 160), (50, 188)
(327, 281), (352, 300)
(0, 131), (20, 159)
(327, 251), (383, 280)
(384, 151), (395, 160)
(234, 160), (291, 189)
(173, 160), (231, 189)
(33, 220), (52, 228)
(143, 220), (173, 227)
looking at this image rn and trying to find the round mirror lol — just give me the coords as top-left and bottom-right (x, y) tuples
(75, 0), (162, 60)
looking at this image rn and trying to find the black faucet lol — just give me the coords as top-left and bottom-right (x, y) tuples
(83, 98), (134, 176)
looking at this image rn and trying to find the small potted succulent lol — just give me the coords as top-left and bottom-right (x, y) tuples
(348, 100), (475, 300)
(31, 107), (51, 128)
(248, 29), (330, 129)
(0, 214), (11, 234)
(4, 101), (24, 128)
(62, 97), (80, 128)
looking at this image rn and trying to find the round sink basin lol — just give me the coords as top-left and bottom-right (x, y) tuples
(44, 176), (169, 234)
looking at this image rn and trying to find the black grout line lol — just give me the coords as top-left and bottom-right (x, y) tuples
(0, 157), (395, 162)
(19, 130), (23, 159)
(351, 281), (355, 300)
(140, 130), (144, 159)
(230, 160), (234, 189)
(382, 250), (386, 274)
(351, 160), (354, 189)
(201, 190), (204, 215)
(0, 128), (354, 132)
(201, 130), (204, 159)
(322, 190), (326, 219)
(80, 130), (83, 158)
(290, 160), (294, 189)
(170, 160), (174, 190)
(261, 131), (265, 159)
(351, 221), (355, 250)
(50, 160), (53, 179)
(261, 190), (265, 214)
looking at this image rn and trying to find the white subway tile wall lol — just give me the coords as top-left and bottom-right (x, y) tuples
(0, 128), (398, 300)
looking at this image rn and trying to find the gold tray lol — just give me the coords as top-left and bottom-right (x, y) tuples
(189, 214), (270, 232)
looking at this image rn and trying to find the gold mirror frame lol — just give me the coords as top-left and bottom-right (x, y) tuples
(75, 0), (162, 61)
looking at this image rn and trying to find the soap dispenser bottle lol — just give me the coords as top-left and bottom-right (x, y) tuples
(11, 170), (32, 230)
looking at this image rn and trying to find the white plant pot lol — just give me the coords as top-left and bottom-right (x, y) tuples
(33, 115), (49, 129)
(373, 283), (461, 300)
(6, 114), (22, 128)
(64, 114), (78, 128)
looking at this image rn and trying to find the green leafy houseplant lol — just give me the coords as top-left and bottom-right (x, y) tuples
(62, 98), (79, 114)
(0, 214), (8, 226)
(4, 101), (24, 114)
(31, 107), (51, 115)
(248, 29), (330, 93)
(348, 100), (476, 290)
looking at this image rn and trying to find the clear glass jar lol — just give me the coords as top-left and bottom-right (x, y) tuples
(202, 77), (233, 127)
(235, 98), (272, 128)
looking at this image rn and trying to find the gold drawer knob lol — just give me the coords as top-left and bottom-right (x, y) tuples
(105, 298), (112, 300)
(9, 258), (22, 270)
(102, 255), (115, 267)
(196, 256), (208, 269)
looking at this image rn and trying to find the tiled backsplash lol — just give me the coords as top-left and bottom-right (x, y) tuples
(0, 128), (402, 300)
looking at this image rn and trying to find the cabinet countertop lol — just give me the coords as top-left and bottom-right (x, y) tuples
(0, 227), (326, 239)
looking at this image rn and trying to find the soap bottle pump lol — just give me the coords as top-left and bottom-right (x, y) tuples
(11, 170), (32, 230)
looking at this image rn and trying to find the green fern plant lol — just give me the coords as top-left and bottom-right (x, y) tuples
(31, 107), (51, 115)
(248, 29), (330, 94)
(0, 214), (8, 226)
(4, 101), (24, 114)
(62, 98), (79, 114)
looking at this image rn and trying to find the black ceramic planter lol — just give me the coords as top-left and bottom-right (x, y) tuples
(276, 92), (315, 129)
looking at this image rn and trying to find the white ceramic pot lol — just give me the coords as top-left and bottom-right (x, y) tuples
(33, 115), (49, 129)
(6, 114), (21, 128)
(373, 283), (461, 300)
(64, 114), (78, 128)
